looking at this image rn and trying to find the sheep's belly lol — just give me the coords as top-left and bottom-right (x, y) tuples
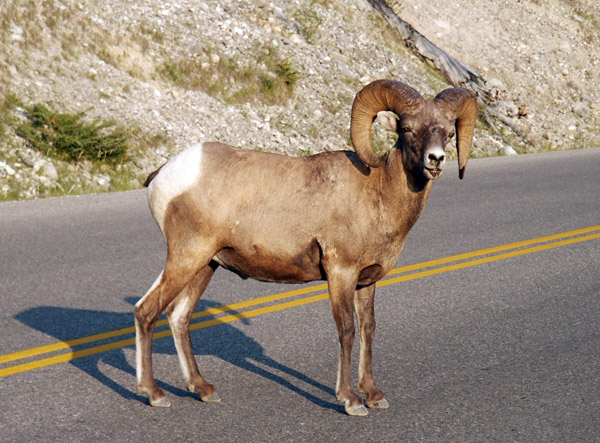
(213, 245), (325, 284)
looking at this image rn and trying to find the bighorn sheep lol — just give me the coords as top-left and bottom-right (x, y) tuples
(135, 79), (478, 416)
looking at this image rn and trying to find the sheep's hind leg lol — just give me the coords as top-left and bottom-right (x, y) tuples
(166, 261), (221, 403)
(135, 252), (213, 407)
(354, 284), (389, 410)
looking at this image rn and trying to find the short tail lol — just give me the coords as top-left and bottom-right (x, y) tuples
(143, 164), (165, 187)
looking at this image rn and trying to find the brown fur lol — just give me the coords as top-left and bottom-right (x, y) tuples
(134, 81), (477, 415)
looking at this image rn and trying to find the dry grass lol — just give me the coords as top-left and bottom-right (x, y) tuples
(158, 44), (299, 105)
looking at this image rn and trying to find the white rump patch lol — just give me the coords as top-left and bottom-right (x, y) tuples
(147, 143), (204, 231)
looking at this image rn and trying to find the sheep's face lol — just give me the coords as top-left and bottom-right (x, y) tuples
(382, 105), (456, 181)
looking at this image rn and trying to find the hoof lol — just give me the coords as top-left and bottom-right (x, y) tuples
(138, 385), (171, 408)
(149, 396), (171, 408)
(201, 392), (221, 403)
(345, 400), (369, 417)
(366, 398), (389, 409)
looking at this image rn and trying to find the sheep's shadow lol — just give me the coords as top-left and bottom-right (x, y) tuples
(15, 298), (340, 412)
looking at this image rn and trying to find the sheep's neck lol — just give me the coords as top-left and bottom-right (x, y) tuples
(378, 149), (432, 235)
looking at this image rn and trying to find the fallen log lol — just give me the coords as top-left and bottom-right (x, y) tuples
(366, 0), (490, 100)
(367, 0), (534, 146)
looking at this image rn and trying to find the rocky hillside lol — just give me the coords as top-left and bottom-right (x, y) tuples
(399, 0), (600, 149)
(0, 0), (598, 200)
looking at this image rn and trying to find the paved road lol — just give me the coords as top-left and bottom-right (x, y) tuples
(1, 149), (599, 441)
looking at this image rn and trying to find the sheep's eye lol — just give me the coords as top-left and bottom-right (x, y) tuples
(402, 127), (412, 134)
(448, 130), (455, 139)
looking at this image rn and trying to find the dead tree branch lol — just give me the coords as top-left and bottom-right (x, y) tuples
(485, 108), (533, 145)
(367, 0), (534, 146)
(366, 0), (491, 100)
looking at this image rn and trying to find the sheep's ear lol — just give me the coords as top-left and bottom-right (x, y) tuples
(376, 111), (398, 131)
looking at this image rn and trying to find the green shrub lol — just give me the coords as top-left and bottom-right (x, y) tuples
(260, 77), (276, 93)
(294, 0), (323, 44)
(0, 94), (21, 136)
(16, 104), (129, 161)
(158, 45), (299, 105)
(275, 60), (299, 86)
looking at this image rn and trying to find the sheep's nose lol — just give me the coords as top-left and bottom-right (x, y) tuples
(428, 152), (445, 166)
(426, 147), (446, 168)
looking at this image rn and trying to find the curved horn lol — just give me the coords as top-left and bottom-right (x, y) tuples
(351, 80), (424, 168)
(434, 88), (478, 179)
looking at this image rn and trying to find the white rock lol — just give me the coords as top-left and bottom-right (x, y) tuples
(559, 41), (571, 54)
(290, 34), (305, 45)
(359, 75), (371, 85)
(488, 78), (505, 90)
(33, 160), (45, 173)
(22, 156), (35, 168)
(572, 102), (590, 117)
(272, 6), (284, 18)
(42, 162), (59, 181)
(0, 161), (16, 176)
(10, 25), (25, 42)
(499, 145), (518, 156)
(96, 175), (111, 191)
(497, 101), (519, 118)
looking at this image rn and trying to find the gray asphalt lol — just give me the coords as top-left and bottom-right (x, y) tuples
(1, 148), (599, 441)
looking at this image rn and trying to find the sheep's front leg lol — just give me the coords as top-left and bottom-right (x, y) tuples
(327, 269), (368, 416)
(354, 284), (389, 409)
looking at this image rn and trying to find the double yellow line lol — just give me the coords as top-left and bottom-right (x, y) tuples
(1, 225), (599, 378)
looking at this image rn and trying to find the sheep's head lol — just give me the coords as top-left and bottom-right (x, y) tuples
(350, 80), (478, 180)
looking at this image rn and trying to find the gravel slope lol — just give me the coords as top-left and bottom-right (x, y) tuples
(0, 0), (598, 200)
